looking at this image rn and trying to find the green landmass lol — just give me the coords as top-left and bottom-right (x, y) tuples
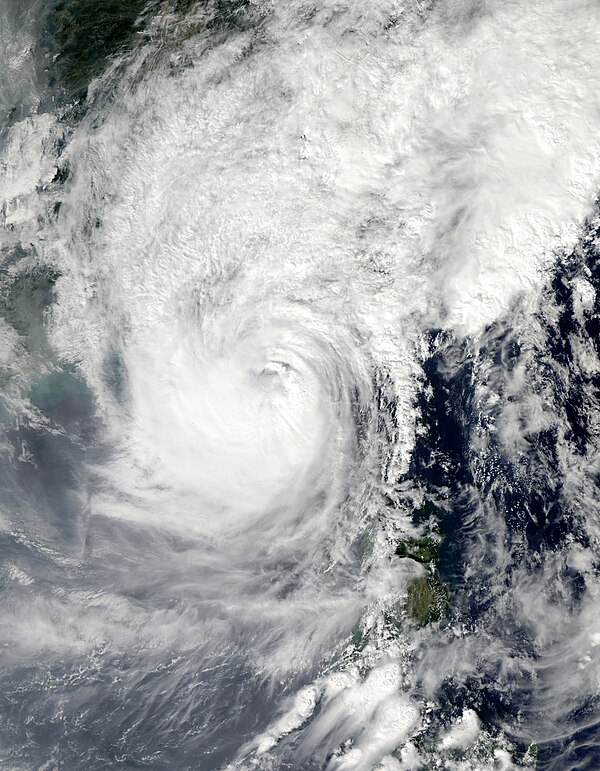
(42, 0), (253, 100)
(406, 571), (450, 627)
(396, 535), (439, 563)
(1, 266), (58, 351)
(44, 0), (150, 96)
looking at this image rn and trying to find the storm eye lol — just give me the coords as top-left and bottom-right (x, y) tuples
(5, 0), (599, 767)
(261, 360), (291, 376)
(257, 360), (292, 384)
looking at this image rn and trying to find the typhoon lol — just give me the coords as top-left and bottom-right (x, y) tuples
(2, 0), (600, 769)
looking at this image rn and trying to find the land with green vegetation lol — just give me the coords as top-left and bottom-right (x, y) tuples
(395, 501), (450, 627)
(42, 0), (253, 101)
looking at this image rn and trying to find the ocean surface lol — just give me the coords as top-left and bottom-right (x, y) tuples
(2, 1), (600, 769)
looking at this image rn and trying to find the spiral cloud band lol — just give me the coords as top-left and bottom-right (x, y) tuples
(2, 0), (600, 768)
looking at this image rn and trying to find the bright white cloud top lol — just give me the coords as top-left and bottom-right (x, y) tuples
(1, 0), (600, 768)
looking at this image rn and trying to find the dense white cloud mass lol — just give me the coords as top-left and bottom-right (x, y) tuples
(2, 0), (600, 768)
